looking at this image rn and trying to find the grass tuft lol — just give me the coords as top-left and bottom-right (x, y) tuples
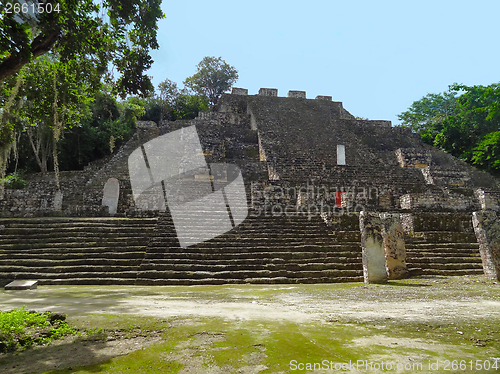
(0, 306), (75, 352)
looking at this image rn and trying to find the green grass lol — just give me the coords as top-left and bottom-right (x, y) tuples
(2, 277), (499, 373)
(36, 316), (500, 374)
(0, 306), (75, 352)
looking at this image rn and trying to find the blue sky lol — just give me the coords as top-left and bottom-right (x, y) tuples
(147, 0), (500, 126)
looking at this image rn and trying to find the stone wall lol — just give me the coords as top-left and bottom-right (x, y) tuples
(395, 148), (431, 168)
(0, 170), (103, 217)
(400, 190), (479, 211)
(1, 88), (499, 219)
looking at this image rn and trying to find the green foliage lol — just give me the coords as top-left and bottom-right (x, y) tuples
(0, 0), (165, 97)
(398, 82), (500, 173)
(471, 131), (500, 173)
(397, 90), (458, 145)
(173, 94), (209, 120)
(18, 54), (95, 132)
(140, 77), (210, 123)
(184, 56), (238, 107)
(1, 172), (27, 189)
(57, 91), (137, 170)
(435, 83), (500, 162)
(0, 306), (75, 352)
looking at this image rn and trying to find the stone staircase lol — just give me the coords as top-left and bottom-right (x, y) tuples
(136, 209), (364, 285)
(405, 232), (483, 276)
(0, 217), (157, 285)
(0, 213), (484, 285)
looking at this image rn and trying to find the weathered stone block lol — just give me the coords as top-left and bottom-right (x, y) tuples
(315, 95), (332, 100)
(337, 145), (346, 166)
(268, 165), (280, 181)
(422, 166), (471, 186)
(380, 213), (408, 279)
(475, 189), (499, 211)
(400, 191), (476, 211)
(395, 148), (431, 168)
(5, 280), (38, 290)
(232, 87), (248, 95)
(400, 213), (414, 235)
(288, 90), (306, 98)
(102, 178), (120, 215)
(359, 211), (387, 283)
(472, 211), (500, 281)
(53, 191), (63, 211)
(258, 88), (278, 97)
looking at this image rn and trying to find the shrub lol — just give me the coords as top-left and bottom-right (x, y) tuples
(1, 173), (27, 189)
(0, 306), (75, 352)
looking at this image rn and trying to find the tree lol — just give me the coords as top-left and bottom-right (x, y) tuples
(435, 83), (500, 161)
(173, 94), (208, 120)
(399, 83), (500, 173)
(397, 90), (458, 144)
(471, 131), (500, 173)
(184, 56), (238, 107)
(0, 0), (164, 97)
(157, 78), (180, 121)
(57, 92), (140, 170)
(14, 53), (95, 188)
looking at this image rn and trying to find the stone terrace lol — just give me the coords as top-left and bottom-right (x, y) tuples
(1, 88), (499, 285)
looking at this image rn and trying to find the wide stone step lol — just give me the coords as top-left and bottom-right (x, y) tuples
(136, 268), (363, 280)
(135, 276), (364, 285)
(418, 269), (484, 276)
(143, 251), (361, 262)
(0, 219), (158, 228)
(0, 251), (145, 260)
(0, 246), (147, 255)
(0, 264), (143, 273)
(419, 232), (477, 243)
(404, 262), (483, 270)
(29, 278), (139, 285)
(0, 237), (150, 246)
(149, 227), (331, 235)
(406, 252), (481, 260)
(0, 241), (149, 251)
(405, 242), (479, 249)
(148, 235), (336, 244)
(145, 245), (361, 255)
(138, 261), (362, 272)
(406, 257), (482, 265)
(0, 225), (155, 233)
(0, 258), (144, 267)
(0, 270), (139, 279)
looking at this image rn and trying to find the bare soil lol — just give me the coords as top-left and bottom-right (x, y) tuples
(0, 275), (499, 373)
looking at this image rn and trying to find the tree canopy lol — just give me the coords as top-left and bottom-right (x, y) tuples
(0, 0), (164, 97)
(398, 83), (500, 174)
(184, 56), (238, 107)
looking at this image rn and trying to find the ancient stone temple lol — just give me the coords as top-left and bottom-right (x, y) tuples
(1, 88), (500, 285)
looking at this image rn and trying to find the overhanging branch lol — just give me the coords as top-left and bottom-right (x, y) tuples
(0, 29), (60, 82)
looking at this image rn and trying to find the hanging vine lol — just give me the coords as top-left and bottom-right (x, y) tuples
(0, 74), (23, 199)
(52, 69), (64, 192)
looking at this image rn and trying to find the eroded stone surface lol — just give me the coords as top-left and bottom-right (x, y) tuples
(102, 178), (120, 215)
(5, 280), (38, 290)
(53, 191), (63, 211)
(380, 213), (408, 280)
(359, 211), (387, 284)
(475, 189), (500, 211)
(472, 211), (500, 281)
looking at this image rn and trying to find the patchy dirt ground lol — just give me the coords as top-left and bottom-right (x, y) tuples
(0, 275), (499, 373)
